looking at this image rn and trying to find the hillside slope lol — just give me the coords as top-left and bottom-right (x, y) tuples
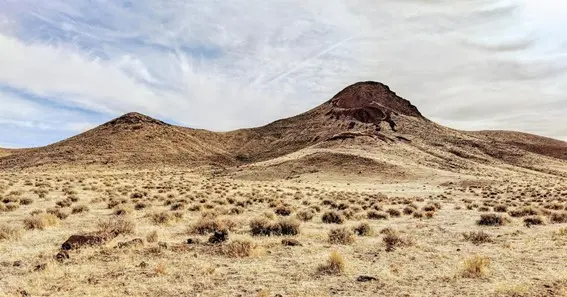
(1, 81), (566, 178)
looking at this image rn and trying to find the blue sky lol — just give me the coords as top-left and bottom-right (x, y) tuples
(0, 0), (566, 147)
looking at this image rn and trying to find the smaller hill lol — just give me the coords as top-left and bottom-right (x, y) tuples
(0, 113), (232, 169)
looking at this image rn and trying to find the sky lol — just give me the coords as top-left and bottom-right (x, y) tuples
(0, 0), (566, 147)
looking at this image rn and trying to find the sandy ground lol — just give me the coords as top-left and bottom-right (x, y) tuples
(1, 168), (567, 297)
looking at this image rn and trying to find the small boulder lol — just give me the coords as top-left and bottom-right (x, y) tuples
(281, 239), (302, 246)
(116, 238), (144, 249)
(55, 251), (70, 262)
(208, 230), (228, 244)
(186, 238), (200, 245)
(356, 275), (377, 282)
(61, 234), (106, 250)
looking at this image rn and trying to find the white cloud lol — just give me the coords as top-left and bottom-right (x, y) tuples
(0, 0), (565, 147)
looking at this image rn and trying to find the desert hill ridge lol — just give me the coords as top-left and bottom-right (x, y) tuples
(1, 81), (566, 178)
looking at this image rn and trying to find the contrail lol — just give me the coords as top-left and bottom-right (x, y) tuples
(262, 34), (357, 86)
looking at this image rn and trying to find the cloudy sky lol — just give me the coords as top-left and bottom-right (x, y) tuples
(0, 0), (566, 147)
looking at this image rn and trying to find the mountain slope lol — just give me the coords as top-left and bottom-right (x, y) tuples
(1, 81), (566, 177)
(0, 113), (233, 168)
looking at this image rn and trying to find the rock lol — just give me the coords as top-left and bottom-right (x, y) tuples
(208, 230), (228, 244)
(116, 238), (144, 249)
(13, 260), (23, 267)
(281, 239), (302, 246)
(55, 251), (70, 262)
(356, 275), (377, 282)
(186, 238), (200, 244)
(61, 234), (106, 250)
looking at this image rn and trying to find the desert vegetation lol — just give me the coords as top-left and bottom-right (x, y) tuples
(0, 168), (566, 297)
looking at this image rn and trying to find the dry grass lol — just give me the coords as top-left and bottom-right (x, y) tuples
(0, 168), (566, 296)
(317, 251), (345, 275)
(97, 217), (136, 236)
(477, 213), (510, 226)
(328, 227), (356, 244)
(0, 224), (22, 241)
(221, 239), (260, 258)
(23, 213), (60, 230)
(461, 255), (491, 278)
(462, 231), (493, 245)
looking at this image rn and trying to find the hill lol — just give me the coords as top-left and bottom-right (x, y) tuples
(1, 81), (566, 178)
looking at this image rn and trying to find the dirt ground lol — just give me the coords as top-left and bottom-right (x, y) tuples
(1, 168), (567, 297)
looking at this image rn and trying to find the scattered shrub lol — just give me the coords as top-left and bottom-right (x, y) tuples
(386, 208), (401, 217)
(328, 227), (356, 245)
(317, 251), (345, 275)
(46, 208), (69, 220)
(221, 239), (258, 258)
(523, 216), (544, 226)
(23, 213), (60, 230)
(146, 230), (159, 243)
(296, 209), (315, 221)
(462, 231), (493, 245)
(477, 214), (509, 226)
(461, 255), (491, 278)
(274, 205), (292, 216)
(0, 224), (23, 241)
(367, 210), (388, 220)
(97, 217), (135, 237)
(322, 211), (345, 224)
(249, 217), (300, 236)
(353, 222), (373, 236)
(383, 230), (412, 252)
(72, 204), (89, 214)
(191, 218), (235, 234)
(19, 198), (33, 206)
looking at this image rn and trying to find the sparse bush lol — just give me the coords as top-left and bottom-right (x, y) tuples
(0, 224), (23, 241)
(550, 212), (567, 224)
(97, 217), (135, 237)
(23, 213), (60, 230)
(20, 198), (33, 206)
(249, 217), (300, 236)
(353, 222), (373, 236)
(274, 205), (292, 216)
(386, 208), (401, 217)
(523, 216), (544, 226)
(403, 206), (416, 215)
(134, 202), (148, 210)
(46, 208), (69, 220)
(4, 203), (19, 212)
(146, 230), (159, 243)
(317, 251), (345, 275)
(296, 209), (315, 221)
(462, 231), (493, 245)
(72, 204), (89, 214)
(114, 205), (133, 216)
(250, 217), (273, 236)
(493, 205), (508, 212)
(328, 227), (356, 245)
(322, 211), (345, 224)
(477, 213), (509, 226)
(461, 255), (491, 278)
(509, 207), (540, 218)
(150, 211), (182, 226)
(367, 210), (388, 220)
(221, 239), (258, 258)
(422, 204), (437, 212)
(383, 230), (412, 251)
(191, 218), (235, 234)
